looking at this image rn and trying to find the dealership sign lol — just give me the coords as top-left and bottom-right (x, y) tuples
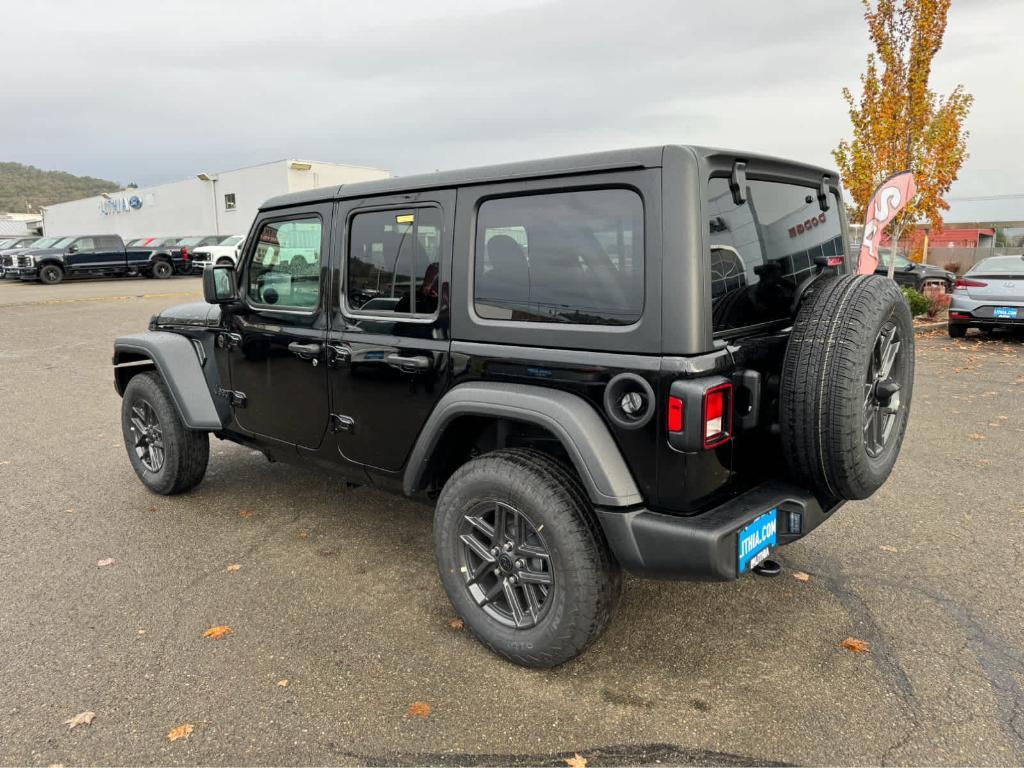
(99, 194), (143, 215)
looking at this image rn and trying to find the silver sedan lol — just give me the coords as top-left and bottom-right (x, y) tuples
(948, 254), (1024, 337)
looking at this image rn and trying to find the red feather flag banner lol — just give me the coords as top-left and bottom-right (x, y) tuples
(856, 171), (917, 275)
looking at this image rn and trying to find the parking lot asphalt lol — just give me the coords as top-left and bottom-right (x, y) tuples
(1, 276), (1023, 766)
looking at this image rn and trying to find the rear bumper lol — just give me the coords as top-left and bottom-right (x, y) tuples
(596, 480), (842, 581)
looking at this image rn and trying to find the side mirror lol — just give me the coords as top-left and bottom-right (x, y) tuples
(203, 263), (238, 304)
(67, 244), (79, 254)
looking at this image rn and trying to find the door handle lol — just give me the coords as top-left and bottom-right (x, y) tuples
(385, 353), (431, 372)
(288, 341), (322, 360)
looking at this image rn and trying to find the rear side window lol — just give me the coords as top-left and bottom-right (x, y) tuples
(707, 176), (844, 333)
(346, 207), (443, 316)
(97, 236), (121, 249)
(474, 189), (644, 326)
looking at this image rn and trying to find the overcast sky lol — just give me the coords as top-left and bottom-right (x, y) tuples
(4, 0), (1019, 199)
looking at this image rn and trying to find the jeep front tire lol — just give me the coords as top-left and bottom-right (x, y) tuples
(121, 371), (209, 494)
(433, 448), (621, 668)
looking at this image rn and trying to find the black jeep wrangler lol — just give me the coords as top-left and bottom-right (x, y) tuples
(113, 146), (914, 667)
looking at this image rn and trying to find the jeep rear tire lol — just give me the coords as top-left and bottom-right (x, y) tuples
(121, 371), (209, 495)
(433, 448), (621, 668)
(39, 264), (64, 285)
(780, 274), (914, 501)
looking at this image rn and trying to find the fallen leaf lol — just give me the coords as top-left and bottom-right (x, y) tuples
(225, 563), (241, 573)
(0, 460), (11, 465)
(276, 679), (289, 687)
(166, 723), (193, 742)
(967, 433), (987, 440)
(999, 415), (1009, 420)
(239, 510), (253, 519)
(296, 532), (310, 540)
(137, 629), (146, 635)
(203, 625), (233, 640)
(879, 545), (898, 553)
(64, 710), (96, 729)
(96, 558), (115, 568)
(146, 506), (157, 512)
(448, 617), (465, 631)
(317, 548), (337, 557)
(565, 754), (588, 768)
(407, 701), (432, 719)
(792, 571), (810, 582)
(65, 507), (75, 514)
(842, 637), (870, 653)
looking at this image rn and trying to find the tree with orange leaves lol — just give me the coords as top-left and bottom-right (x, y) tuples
(833, 0), (973, 276)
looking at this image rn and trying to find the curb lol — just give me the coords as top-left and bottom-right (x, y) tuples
(914, 319), (948, 334)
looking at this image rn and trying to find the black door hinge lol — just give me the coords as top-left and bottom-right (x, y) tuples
(217, 387), (247, 408)
(330, 414), (355, 433)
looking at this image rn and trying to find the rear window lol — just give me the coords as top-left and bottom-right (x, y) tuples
(707, 176), (844, 333)
(474, 188), (644, 326)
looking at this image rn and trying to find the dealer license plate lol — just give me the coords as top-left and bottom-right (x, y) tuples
(738, 508), (778, 574)
(994, 307), (1019, 319)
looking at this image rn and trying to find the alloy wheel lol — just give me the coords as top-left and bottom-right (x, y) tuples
(863, 317), (903, 458)
(129, 399), (165, 472)
(458, 501), (554, 629)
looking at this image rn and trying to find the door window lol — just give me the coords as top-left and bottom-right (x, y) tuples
(73, 237), (96, 253)
(473, 189), (644, 326)
(346, 207), (443, 317)
(246, 217), (322, 309)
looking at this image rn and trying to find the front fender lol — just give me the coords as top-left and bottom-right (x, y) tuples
(403, 382), (643, 507)
(113, 332), (223, 430)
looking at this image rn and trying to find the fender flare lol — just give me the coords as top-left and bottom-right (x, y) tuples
(403, 382), (643, 507)
(113, 332), (223, 430)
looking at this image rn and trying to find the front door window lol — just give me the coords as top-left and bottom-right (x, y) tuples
(247, 218), (322, 310)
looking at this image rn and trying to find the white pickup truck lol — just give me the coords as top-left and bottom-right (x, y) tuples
(189, 234), (246, 273)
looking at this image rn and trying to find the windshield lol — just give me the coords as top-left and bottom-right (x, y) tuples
(878, 253), (912, 268)
(32, 237), (61, 248)
(52, 237), (76, 248)
(178, 236), (204, 246)
(969, 255), (1024, 276)
(0, 239), (13, 248)
(222, 236), (243, 246)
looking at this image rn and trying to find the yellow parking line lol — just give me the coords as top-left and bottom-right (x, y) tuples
(0, 291), (201, 309)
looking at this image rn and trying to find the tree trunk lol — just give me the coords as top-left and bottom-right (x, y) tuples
(886, 221), (904, 281)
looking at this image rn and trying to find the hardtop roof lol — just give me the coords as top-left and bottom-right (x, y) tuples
(260, 145), (838, 211)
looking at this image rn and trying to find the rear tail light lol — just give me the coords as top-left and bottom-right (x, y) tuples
(667, 396), (684, 433)
(955, 278), (986, 289)
(703, 383), (732, 448)
(666, 377), (734, 452)
(949, 310), (972, 319)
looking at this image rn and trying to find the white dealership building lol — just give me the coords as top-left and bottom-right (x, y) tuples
(40, 159), (391, 239)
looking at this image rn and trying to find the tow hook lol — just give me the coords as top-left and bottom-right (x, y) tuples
(753, 558), (782, 577)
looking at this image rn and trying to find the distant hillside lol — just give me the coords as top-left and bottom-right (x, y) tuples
(0, 162), (120, 213)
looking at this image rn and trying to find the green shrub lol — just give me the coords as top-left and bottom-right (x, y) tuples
(902, 287), (929, 316)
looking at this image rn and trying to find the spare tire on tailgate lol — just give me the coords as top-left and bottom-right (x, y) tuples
(780, 274), (914, 501)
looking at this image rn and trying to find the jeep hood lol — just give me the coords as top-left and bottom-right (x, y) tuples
(151, 301), (222, 328)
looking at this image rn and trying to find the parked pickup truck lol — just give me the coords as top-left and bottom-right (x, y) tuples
(188, 234), (246, 272)
(8, 234), (190, 284)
